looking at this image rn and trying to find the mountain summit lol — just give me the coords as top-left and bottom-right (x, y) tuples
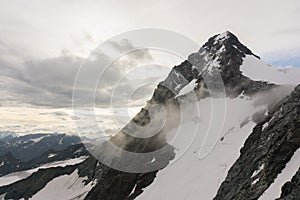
(203, 31), (259, 59)
(153, 31), (274, 103)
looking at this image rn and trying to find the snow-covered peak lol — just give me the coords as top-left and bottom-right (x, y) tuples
(212, 31), (239, 46)
(176, 31), (266, 98)
(186, 32), (279, 98)
(214, 31), (232, 41)
(201, 31), (259, 59)
(188, 31), (251, 75)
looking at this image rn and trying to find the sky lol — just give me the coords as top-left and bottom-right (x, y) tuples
(0, 0), (299, 135)
(1, 0), (300, 58)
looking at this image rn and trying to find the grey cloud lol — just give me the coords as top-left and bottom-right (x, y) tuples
(95, 76), (160, 108)
(0, 39), (159, 108)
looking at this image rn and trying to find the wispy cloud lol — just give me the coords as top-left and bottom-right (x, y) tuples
(262, 48), (300, 67)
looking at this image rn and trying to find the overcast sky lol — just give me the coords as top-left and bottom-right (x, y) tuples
(0, 0), (300, 109)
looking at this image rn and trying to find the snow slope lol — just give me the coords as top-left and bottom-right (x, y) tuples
(176, 79), (197, 97)
(138, 96), (269, 200)
(0, 157), (87, 187)
(28, 135), (48, 143)
(137, 54), (299, 199)
(241, 55), (300, 85)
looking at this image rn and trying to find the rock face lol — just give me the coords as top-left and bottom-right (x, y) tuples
(84, 161), (159, 200)
(214, 85), (300, 200)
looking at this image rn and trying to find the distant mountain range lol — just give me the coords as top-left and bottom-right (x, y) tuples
(0, 133), (89, 176)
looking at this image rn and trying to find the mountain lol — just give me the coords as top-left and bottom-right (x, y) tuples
(0, 133), (89, 176)
(0, 31), (299, 200)
(0, 132), (18, 142)
(0, 133), (82, 161)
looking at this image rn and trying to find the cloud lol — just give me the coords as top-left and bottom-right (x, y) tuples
(0, 39), (161, 108)
(262, 48), (300, 67)
(1, 0), (300, 59)
(0, 37), (162, 107)
(271, 56), (300, 67)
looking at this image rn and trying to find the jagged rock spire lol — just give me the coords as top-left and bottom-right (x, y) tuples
(187, 31), (273, 98)
(202, 31), (260, 59)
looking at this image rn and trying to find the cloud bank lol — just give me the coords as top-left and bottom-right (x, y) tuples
(0, 39), (170, 108)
